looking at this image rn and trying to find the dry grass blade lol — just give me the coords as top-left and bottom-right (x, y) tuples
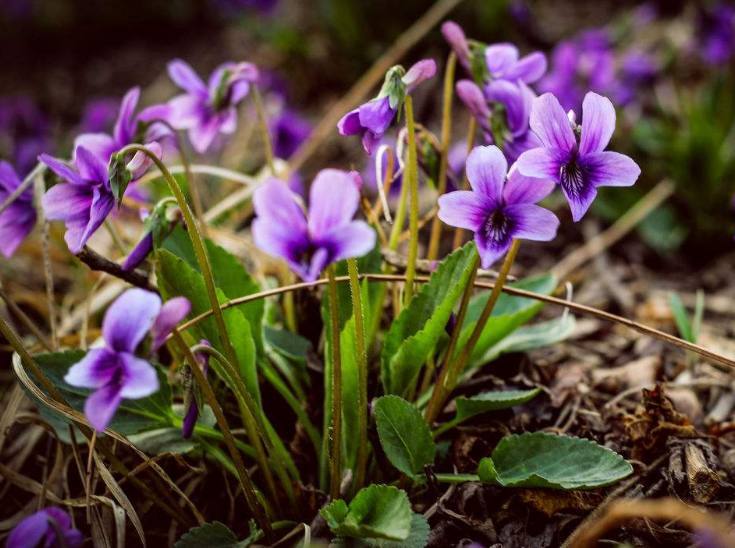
(93, 452), (147, 547)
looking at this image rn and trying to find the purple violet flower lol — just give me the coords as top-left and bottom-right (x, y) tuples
(7, 507), (83, 548)
(699, 2), (735, 65)
(167, 59), (259, 153)
(441, 21), (472, 72)
(40, 143), (160, 254)
(64, 289), (190, 432)
(611, 50), (659, 107)
(78, 98), (120, 134)
(270, 108), (311, 160)
(182, 340), (210, 439)
(0, 162), (36, 258)
(252, 169), (376, 281)
(516, 92), (641, 221)
(484, 43), (547, 84)
(337, 59), (436, 155)
(438, 144), (559, 268)
(74, 87), (170, 165)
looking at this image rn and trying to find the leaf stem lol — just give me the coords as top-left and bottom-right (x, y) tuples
(327, 265), (343, 500)
(427, 52), (456, 261)
(347, 258), (369, 495)
(403, 95), (419, 306)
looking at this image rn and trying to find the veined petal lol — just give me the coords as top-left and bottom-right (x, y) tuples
(42, 183), (91, 221)
(582, 150), (641, 187)
(485, 43), (519, 77)
(253, 177), (307, 233)
(437, 190), (489, 231)
(39, 154), (85, 186)
(64, 348), (120, 389)
(515, 147), (563, 182)
(103, 288), (162, 353)
(505, 203), (559, 242)
(74, 145), (108, 184)
(503, 168), (556, 205)
(305, 247), (330, 283)
(465, 145), (507, 204)
(579, 92), (616, 155)
(307, 168), (361, 238)
(73, 133), (116, 164)
(151, 297), (191, 351)
(75, 187), (114, 253)
(167, 59), (207, 97)
(560, 176), (598, 222)
(85, 383), (123, 432)
(529, 93), (576, 153)
(505, 52), (547, 84)
(167, 94), (205, 130)
(119, 353), (159, 398)
(474, 233), (512, 270)
(320, 220), (376, 263)
(114, 87), (140, 146)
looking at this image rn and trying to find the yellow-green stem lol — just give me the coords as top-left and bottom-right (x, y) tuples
(426, 241), (520, 424)
(403, 95), (419, 305)
(252, 87), (276, 175)
(387, 174), (409, 251)
(347, 258), (369, 494)
(172, 331), (272, 537)
(452, 117), (477, 249)
(327, 265), (343, 500)
(427, 52), (457, 261)
(424, 251), (479, 424)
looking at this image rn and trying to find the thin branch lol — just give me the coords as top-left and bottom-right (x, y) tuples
(0, 162), (44, 216)
(76, 247), (155, 292)
(172, 272), (735, 371)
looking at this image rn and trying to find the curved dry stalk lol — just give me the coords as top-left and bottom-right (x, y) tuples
(138, 163), (257, 186)
(172, 273), (735, 371)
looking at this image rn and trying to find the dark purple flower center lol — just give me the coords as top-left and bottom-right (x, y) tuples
(482, 209), (513, 246)
(560, 153), (590, 199)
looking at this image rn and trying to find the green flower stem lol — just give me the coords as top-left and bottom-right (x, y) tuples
(452, 117), (477, 249)
(403, 95), (420, 306)
(424, 250), (479, 423)
(387, 170), (409, 251)
(252, 86), (276, 175)
(346, 258), (369, 495)
(426, 52), (457, 261)
(326, 265), (343, 500)
(426, 241), (520, 425)
(172, 331), (273, 537)
(190, 343), (294, 510)
(434, 473), (479, 484)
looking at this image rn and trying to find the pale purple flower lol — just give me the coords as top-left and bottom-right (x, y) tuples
(438, 145), (558, 268)
(484, 43), (547, 84)
(337, 59), (436, 155)
(78, 98), (119, 134)
(516, 92), (641, 221)
(252, 169), (375, 281)
(167, 59), (259, 153)
(699, 3), (735, 65)
(40, 143), (160, 254)
(7, 507), (83, 548)
(441, 21), (472, 72)
(65, 289), (190, 432)
(182, 340), (210, 439)
(456, 79), (540, 162)
(0, 162), (36, 257)
(270, 108), (311, 159)
(611, 50), (659, 106)
(74, 87), (170, 165)
(539, 30), (615, 112)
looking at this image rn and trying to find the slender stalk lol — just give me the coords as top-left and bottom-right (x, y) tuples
(190, 343), (292, 511)
(326, 265), (343, 500)
(452, 117), (477, 249)
(282, 270), (298, 332)
(427, 52), (457, 261)
(252, 86), (276, 175)
(403, 96), (419, 305)
(172, 331), (272, 537)
(33, 174), (57, 350)
(387, 171), (409, 250)
(424, 252), (479, 424)
(346, 259), (369, 494)
(139, 163), (257, 186)
(0, 162), (44, 216)
(428, 241), (521, 423)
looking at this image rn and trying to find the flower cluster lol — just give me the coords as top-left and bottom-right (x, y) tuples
(64, 288), (190, 432)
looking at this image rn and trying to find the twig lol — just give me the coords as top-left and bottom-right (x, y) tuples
(76, 246), (154, 292)
(0, 162), (44, 216)
(285, 0), (465, 175)
(553, 179), (675, 280)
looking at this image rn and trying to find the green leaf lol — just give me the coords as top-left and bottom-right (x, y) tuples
(174, 521), (259, 548)
(320, 484), (412, 541)
(264, 326), (311, 364)
(478, 314), (576, 364)
(108, 152), (131, 206)
(455, 388), (542, 422)
(477, 432), (633, 490)
(127, 428), (195, 454)
(157, 249), (260, 405)
(18, 351), (174, 439)
(374, 396), (435, 477)
(333, 513), (429, 548)
(461, 274), (557, 369)
(669, 293), (694, 343)
(381, 243), (477, 396)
